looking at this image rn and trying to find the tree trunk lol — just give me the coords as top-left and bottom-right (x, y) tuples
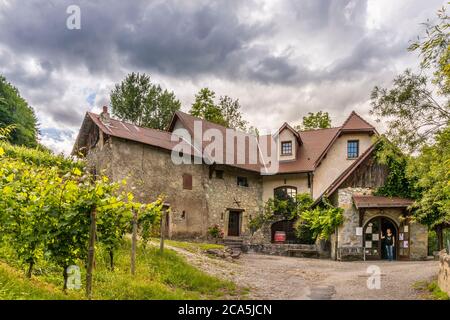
(63, 266), (68, 292)
(109, 250), (114, 271)
(86, 208), (96, 299)
(26, 261), (34, 279)
(131, 210), (137, 276)
(160, 209), (166, 254)
(436, 225), (444, 251)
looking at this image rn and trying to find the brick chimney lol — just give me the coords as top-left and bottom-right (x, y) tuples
(100, 106), (110, 124)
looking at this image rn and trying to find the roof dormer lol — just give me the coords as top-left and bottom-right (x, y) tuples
(275, 122), (302, 162)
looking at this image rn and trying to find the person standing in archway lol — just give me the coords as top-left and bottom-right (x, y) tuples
(381, 228), (395, 261)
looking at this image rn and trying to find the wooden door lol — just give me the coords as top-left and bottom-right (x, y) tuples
(398, 219), (410, 260)
(228, 211), (240, 236)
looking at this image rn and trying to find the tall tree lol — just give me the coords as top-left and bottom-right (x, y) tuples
(110, 72), (181, 130)
(408, 126), (450, 250)
(370, 6), (450, 153)
(189, 88), (248, 130)
(218, 95), (248, 131)
(0, 75), (38, 147)
(296, 111), (331, 130)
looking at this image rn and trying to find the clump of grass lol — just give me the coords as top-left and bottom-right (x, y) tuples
(0, 262), (79, 300)
(413, 279), (449, 300)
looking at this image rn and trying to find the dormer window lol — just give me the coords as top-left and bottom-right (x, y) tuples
(347, 140), (359, 159)
(281, 141), (293, 156)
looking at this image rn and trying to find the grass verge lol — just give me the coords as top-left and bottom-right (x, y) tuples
(0, 240), (239, 300)
(413, 279), (450, 300)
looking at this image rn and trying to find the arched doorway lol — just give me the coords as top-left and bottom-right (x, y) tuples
(363, 216), (398, 260)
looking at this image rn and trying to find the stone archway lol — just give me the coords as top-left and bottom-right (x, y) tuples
(363, 216), (398, 260)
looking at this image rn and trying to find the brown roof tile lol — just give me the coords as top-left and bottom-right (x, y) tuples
(341, 111), (376, 132)
(353, 195), (414, 208)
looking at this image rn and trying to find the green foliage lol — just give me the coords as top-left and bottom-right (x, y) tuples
(297, 111), (332, 130)
(0, 75), (38, 147)
(407, 126), (450, 230)
(294, 199), (344, 240)
(0, 241), (239, 300)
(249, 193), (314, 232)
(190, 88), (248, 130)
(249, 193), (341, 242)
(0, 142), (162, 287)
(408, 5), (450, 95)
(137, 196), (165, 248)
(370, 69), (449, 153)
(218, 95), (248, 130)
(0, 124), (15, 141)
(373, 137), (419, 199)
(0, 141), (82, 172)
(207, 224), (224, 239)
(110, 72), (181, 130)
(370, 5), (450, 153)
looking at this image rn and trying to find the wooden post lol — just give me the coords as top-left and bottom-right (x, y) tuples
(160, 208), (166, 254)
(86, 208), (96, 299)
(131, 210), (137, 276)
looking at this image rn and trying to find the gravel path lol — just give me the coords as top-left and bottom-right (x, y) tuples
(167, 245), (439, 300)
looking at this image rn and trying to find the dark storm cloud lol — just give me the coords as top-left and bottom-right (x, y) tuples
(0, 0), (273, 78)
(0, 0), (447, 153)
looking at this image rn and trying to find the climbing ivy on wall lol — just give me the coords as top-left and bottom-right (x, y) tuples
(373, 136), (419, 199)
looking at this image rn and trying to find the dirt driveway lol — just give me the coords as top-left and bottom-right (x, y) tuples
(170, 246), (439, 300)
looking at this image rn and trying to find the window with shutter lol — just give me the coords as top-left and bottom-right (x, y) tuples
(183, 174), (192, 190)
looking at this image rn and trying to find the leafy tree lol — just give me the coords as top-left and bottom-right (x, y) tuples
(371, 70), (449, 153)
(370, 6), (449, 153)
(408, 5), (450, 95)
(0, 75), (38, 147)
(110, 72), (181, 130)
(218, 96), (248, 130)
(190, 88), (226, 126)
(189, 88), (248, 130)
(297, 111), (332, 130)
(408, 126), (450, 250)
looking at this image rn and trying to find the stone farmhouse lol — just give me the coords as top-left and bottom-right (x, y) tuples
(72, 107), (428, 261)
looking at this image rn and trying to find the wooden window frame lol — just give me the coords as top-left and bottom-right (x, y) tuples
(347, 140), (359, 159)
(183, 173), (193, 190)
(281, 141), (293, 156)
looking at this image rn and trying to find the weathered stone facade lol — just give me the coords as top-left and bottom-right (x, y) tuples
(87, 136), (264, 239)
(438, 251), (450, 296)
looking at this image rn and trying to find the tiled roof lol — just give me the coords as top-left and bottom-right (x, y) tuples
(353, 195), (414, 208)
(73, 109), (377, 175)
(341, 111), (376, 132)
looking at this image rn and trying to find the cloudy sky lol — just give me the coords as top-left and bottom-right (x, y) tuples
(0, 0), (446, 154)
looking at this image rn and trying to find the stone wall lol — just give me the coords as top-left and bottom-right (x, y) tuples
(205, 165), (263, 237)
(245, 243), (319, 258)
(438, 251), (450, 296)
(87, 136), (264, 239)
(330, 187), (372, 260)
